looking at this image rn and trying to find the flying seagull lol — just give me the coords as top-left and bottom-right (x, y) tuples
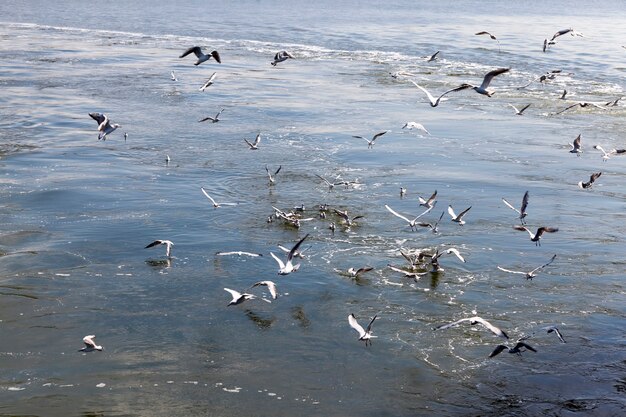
(416, 210), (445, 234)
(569, 134), (583, 155)
(430, 247), (465, 272)
(555, 101), (607, 115)
(353, 131), (389, 149)
(346, 267), (374, 279)
(198, 108), (224, 123)
(270, 234), (309, 275)
(402, 122), (430, 134)
(271, 50), (295, 66)
(244, 133), (261, 150)
(459, 67), (510, 97)
(497, 254), (557, 280)
(251, 280), (278, 300)
(79, 335), (103, 352)
(409, 80), (469, 107)
(179, 46), (221, 66)
(434, 316), (509, 339)
(170, 71), (178, 81)
(418, 190), (437, 208)
(385, 204), (435, 231)
(560, 89), (568, 99)
(489, 341), (537, 358)
(550, 28), (584, 41)
(199, 72), (217, 91)
(200, 187), (236, 208)
(145, 240), (174, 257)
(215, 251), (263, 257)
(89, 112), (121, 141)
(578, 172), (602, 189)
(513, 226), (558, 246)
(502, 191), (529, 224)
(224, 288), (256, 306)
(475, 31), (501, 52)
(316, 174), (348, 191)
(448, 205), (472, 225)
(348, 313), (377, 346)
(508, 103), (531, 115)
(543, 325), (566, 343)
(265, 165), (282, 185)
(426, 50), (440, 62)
(593, 145), (626, 161)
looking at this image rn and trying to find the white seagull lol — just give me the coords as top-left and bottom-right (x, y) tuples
(266, 165), (282, 185)
(270, 234), (309, 275)
(348, 313), (377, 346)
(402, 122), (430, 135)
(550, 28), (584, 41)
(198, 108), (224, 123)
(170, 71), (178, 81)
(79, 335), (103, 352)
(430, 247), (465, 272)
(475, 31), (501, 51)
(224, 288), (256, 306)
(569, 134), (583, 155)
(434, 316), (509, 339)
(353, 131), (389, 149)
(251, 280), (278, 300)
(448, 205), (471, 225)
(179, 46), (221, 66)
(418, 190), (437, 208)
(578, 172), (602, 189)
(215, 251), (263, 257)
(593, 145), (626, 161)
(502, 191), (529, 224)
(271, 50), (295, 66)
(316, 174), (348, 191)
(201, 187), (236, 208)
(489, 341), (537, 358)
(385, 204), (435, 231)
(199, 72), (217, 91)
(508, 103), (531, 115)
(346, 266), (374, 279)
(89, 112), (121, 141)
(459, 67), (510, 97)
(497, 254), (557, 280)
(145, 240), (174, 257)
(244, 133), (261, 150)
(513, 225), (558, 246)
(409, 80), (469, 107)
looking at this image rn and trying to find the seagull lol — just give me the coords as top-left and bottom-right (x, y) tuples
(145, 240), (174, 257)
(224, 288), (256, 306)
(79, 335), (103, 352)
(165, 155), (171, 166)
(459, 67), (510, 97)
(513, 226), (558, 246)
(346, 266), (374, 279)
(543, 38), (556, 52)
(426, 50), (440, 62)
(416, 210), (445, 234)
(198, 108), (224, 123)
(560, 89), (568, 99)
(270, 234), (309, 275)
(333, 209), (364, 227)
(502, 191), (529, 224)
(605, 97), (622, 107)
(89, 112), (121, 140)
(244, 133), (261, 150)
(271, 50), (294, 66)
(578, 172), (602, 189)
(569, 134), (583, 155)
(489, 341), (537, 358)
(316, 174), (348, 191)
(418, 190), (437, 208)
(179, 46), (221, 66)
(402, 122), (430, 134)
(448, 205), (471, 225)
(200, 187), (236, 208)
(497, 254), (557, 280)
(215, 251), (263, 257)
(508, 103), (531, 115)
(353, 131), (388, 149)
(475, 31), (501, 51)
(199, 72), (217, 91)
(593, 145), (626, 161)
(400, 249), (431, 269)
(278, 243), (310, 259)
(409, 80), (469, 107)
(348, 313), (377, 346)
(265, 165), (282, 185)
(543, 325), (566, 343)
(124, 132), (128, 142)
(550, 28), (583, 41)
(516, 70), (563, 89)
(385, 204), (435, 231)
(251, 281), (278, 299)
(433, 316), (508, 339)
(430, 247), (465, 272)
(400, 187), (407, 198)
(387, 264), (428, 279)
(170, 71), (178, 81)
(555, 101), (607, 115)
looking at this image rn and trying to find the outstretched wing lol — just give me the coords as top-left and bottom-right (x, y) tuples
(348, 314), (366, 338)
(479, 68), (510, 90)
(385, 205), (411, 224)
(180, 46), (202, 58)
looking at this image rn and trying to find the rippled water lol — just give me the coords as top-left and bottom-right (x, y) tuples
(1, 1), (625, 416)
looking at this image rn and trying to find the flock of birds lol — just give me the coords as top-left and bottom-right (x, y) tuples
(77, 27), (625, 362)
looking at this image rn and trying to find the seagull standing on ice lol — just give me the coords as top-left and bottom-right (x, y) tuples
(179, 46), (221, 66)
(270, 234), (309, 275)
(145, 240), (174, 257)
(502, 191), (529, 224)
(353, 131), (389, 149)
(79, 335), (103, 352)
(448, 205), (471, 225)
(513, 226), (558, 246)
(497, 254), (557, 280)
(434, 316), (508, 339)
(348, 313), (377, 346)
(224, 288), (256, 306)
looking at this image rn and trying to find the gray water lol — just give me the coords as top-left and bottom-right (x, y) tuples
(1, 1), (625, 416)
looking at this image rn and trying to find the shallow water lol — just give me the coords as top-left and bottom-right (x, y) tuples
(1, 1), (625, 416)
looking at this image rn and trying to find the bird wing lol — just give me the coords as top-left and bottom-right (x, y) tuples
(210, 50), (221, 63)
(89, 112), (106, 125)
(555, 103), (581, 115)
(515, 341), (537, 352)
(545, 326), (566, 343)
(489, 345), (508, 358)
(145, 240), (163, 249)
(518, 103), (531, 114)
(352, 135), (371, 144)
(348, 314), (366, 338)
(83, 335), (97, 346)
(365, 315), (377, 333)
(316, 174), (332, 186)
(508, 104), (520, 113)
(200, 187), (218, 206)
(536, 227), (559, 238)
(180, 46), (201, 58)
(269, 252), (286, 269)
(445, 248), (465, 263)
(428, 51), (440, 61)
(274, 165), (282, 176)
(589, 172), (602, 183)
(385, 205), (412, 224)
(223, 288), (241, 300)
(502, 198), (521, 214)
(497, 266), (527, 275)
(473, 317), (508, 339)
(530, 254), (557, 274)
(513, 225), (533, 237)
(413, 205), (435, 222)
(520, 191), (529, 215)
(479, 68), (510, 90)
(244, 138), (255, 148)
(198, 116), (215, 122)
(447, 205), (457, 219)
(433, 317), (471, 331)
(253, 134), (261, 146)
(456, 206), (472, 220)
(573, 134), (582, 150)
(287, 234), (309, 262)
(356, 267), (374, 276)
(409, 81), (438, 106)
(426, 190), (437, 205)
(372, 131), (388, 141)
